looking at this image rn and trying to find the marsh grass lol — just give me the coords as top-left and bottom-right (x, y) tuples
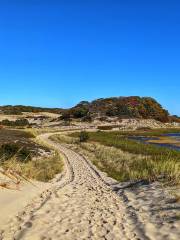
(73, 143), (179, 184)
(104, 128), (180, 136)
(71, 131), (180, 160)
(55, 132), (180, 184)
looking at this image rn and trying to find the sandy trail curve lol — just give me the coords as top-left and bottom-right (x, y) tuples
(0, 133), (159, 240)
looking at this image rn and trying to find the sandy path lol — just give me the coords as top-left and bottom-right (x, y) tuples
(0, 133), (157, 239)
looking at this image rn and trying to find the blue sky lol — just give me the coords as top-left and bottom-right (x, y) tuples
(0, 0), (179, 115)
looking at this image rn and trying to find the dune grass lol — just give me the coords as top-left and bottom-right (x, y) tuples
(0, 129), (64, 190)
(1, 151), (63, 186)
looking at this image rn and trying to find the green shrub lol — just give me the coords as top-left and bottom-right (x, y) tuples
(1, 118), (29, 127)
(79, 131), (89, 142)
(72, 108), (88, 118)
(60, 111), (71, 121)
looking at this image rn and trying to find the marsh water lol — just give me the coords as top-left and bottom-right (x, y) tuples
(129, 133), (180, 151)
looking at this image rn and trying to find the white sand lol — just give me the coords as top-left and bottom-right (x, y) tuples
(0, 179), (49, 230)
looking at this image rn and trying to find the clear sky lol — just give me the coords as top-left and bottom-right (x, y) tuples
(0, 0), (179, 115)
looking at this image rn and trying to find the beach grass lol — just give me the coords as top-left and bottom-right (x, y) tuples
(1, 151), (63, 185)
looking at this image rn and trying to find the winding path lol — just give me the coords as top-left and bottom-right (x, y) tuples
(1, 133), (146, 240)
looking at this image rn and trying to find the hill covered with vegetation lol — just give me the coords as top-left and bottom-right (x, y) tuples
(0, 97), (179, 123)
(62, 97), (175, 123)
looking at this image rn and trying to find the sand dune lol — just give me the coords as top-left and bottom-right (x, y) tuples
(0, 175), (49, 230)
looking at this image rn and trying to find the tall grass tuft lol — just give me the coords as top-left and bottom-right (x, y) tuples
(0, 152), (63, 188)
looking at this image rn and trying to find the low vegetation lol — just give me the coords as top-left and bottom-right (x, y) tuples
(0, 105), (63, 115)
(0, 129), (63, 186)
(0, 129), (49, 163)
(97, 125), (115, 130)
(0, 118), (30, 127)
(0, 128), (34, 140)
